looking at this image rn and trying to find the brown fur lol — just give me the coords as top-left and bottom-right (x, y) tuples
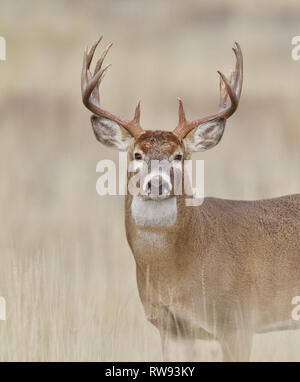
(125, 193), (300, 361)
(137, 131), (180, 156)
(83, 37), (290, 361)
(90, 120), (300, 361)
(90, 118), (300, 361)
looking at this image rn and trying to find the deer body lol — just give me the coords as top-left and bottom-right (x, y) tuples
(126, 194), (300, 360)
(82, 37), (300, 361)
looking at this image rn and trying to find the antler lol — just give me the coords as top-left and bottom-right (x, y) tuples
(173, 42), (243, 141)
(81, 36), (144, 138)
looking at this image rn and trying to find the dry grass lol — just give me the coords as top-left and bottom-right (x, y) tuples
(0, 0), (300, 361)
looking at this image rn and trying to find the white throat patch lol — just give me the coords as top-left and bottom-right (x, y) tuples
(131, 196), (177, 227)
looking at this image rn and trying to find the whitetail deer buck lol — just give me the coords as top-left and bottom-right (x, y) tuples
(82, 37), (300, 362)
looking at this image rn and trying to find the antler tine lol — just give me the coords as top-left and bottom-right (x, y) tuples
(217, 70), (238, 117)
(133, 100), (141, 124)
(232, 42), (243, 98)
(177, 98), (186, 124)
(173, 42), (243, 141)
(84, 36), (104, 104)
(89, 40), (112, 105)
(81, 37), (144, 138)
(87, 36), (103, 69)
(219, 71), (231, 109)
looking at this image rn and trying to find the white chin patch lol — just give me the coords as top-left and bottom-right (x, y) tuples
(131, 196), (177, 227)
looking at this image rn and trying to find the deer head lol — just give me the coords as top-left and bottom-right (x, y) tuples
(82, 37), (243, 200)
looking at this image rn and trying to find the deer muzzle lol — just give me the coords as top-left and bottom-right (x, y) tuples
(142, 172), (172, 199)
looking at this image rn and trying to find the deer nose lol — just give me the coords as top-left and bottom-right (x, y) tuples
(147, 176), (162, 191)
(146, 175), (171, 196)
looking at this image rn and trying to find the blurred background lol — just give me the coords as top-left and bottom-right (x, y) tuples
(0, 0), (300, 361)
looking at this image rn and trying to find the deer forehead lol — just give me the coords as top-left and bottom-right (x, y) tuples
(134, 130), (182, 157)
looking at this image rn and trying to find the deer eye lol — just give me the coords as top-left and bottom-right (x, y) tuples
(174, 154), (182, 161)
(134, 153), (142, 160)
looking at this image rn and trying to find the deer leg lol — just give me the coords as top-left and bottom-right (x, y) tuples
(160, 331), (196, 362)
(219, 330), (253, 362)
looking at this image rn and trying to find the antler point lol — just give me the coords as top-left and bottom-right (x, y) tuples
(177, 97), (186, 124)
(82, 36), (144, 138)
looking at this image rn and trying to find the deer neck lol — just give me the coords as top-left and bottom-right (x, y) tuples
(125, 194), (195, 282)
(130, 196), (178, 227)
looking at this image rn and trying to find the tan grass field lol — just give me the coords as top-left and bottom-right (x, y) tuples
(0, 0), (300, 361)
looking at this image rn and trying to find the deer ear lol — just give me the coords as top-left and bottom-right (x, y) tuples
(183, 118), (225, 153)
(91, 115), (134, 151)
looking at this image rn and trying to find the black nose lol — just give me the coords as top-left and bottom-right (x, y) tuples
(146, 175), (171, 196)
(147, 176), (163, 193)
